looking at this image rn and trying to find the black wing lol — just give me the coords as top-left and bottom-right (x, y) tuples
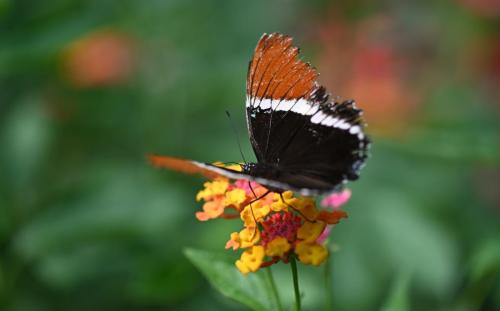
(245, 33), (370, 195)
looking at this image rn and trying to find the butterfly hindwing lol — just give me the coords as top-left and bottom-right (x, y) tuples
(148, 155), (307, 193)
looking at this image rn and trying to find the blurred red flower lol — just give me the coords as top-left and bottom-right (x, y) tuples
(63, 30), (135, 87)
(311, 15), (421, 136)
(459, 0), (500, 19)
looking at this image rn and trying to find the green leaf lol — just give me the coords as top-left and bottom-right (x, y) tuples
(184, 248), (276, 311)
(454, 238), (500, 310)
(381, 272), (411, 311)
(469, 238), (500, 283)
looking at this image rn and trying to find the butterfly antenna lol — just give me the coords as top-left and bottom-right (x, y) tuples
(225, 110), (247, 164)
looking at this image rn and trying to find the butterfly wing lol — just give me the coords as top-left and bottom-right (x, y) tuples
(245, 33), (370, 194)
(148, 154), (304, 192)
(246, 33), (318, 161)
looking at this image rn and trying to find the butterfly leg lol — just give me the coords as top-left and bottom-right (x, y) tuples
(279, 193), (315, 222)
(246, 182), (271, 239)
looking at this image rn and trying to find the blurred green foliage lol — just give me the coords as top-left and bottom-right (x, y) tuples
(1, 0), (499, 310)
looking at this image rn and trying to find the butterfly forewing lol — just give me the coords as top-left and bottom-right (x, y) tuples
(245, 33), (370, 193)
(246, 33), (319, 161)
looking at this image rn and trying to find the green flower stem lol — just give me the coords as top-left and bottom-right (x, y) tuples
(290, 255), (301, 311)
(325, 255), (333, 310)
(266, 267), (283, 311)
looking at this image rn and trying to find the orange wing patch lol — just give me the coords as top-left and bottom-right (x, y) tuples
(148, 155), (242, 180)
(148, 155), (221, 179)
(247, 33), (318, 100)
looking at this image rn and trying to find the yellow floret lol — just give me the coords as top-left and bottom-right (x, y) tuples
(297, 221), (326, 243)
(265, 237), (291, 257)
(224, 189), (247, 207)
(235, 245), (265, 274)
(196, 178), (229, 201)
(295, 242), (328, 266)
(239, 227), (260, 248)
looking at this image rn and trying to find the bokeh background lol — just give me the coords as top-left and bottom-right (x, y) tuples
(1, 0), (499, 310)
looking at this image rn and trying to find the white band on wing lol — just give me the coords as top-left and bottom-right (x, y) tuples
(246, 96), (365, 140)
(246, 97), (318, 115)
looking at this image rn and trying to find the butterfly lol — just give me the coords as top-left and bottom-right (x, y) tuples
(149, 33), (370, 196)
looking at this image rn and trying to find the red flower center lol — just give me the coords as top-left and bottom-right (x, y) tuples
(261, 212), (302, 245)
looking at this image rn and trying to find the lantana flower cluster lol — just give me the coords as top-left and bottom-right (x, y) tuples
(195, 165), (351, 275)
